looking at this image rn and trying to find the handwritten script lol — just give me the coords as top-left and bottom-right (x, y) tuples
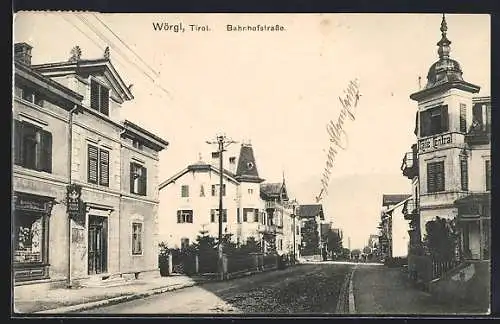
(316, 79), (361, 202)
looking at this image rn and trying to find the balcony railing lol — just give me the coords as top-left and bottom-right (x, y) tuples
(258, 224), (276, 234)
(401, 144), (418, 179)
(465, 129), (491, 146)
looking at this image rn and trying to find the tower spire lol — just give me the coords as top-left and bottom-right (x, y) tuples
(437, 14), (451, 59)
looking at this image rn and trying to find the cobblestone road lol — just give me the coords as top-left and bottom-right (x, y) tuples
(80, 263), (352, 314)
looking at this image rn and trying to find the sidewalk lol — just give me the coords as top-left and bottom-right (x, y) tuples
(13, 274), (209, 314)
(352, 265), (488, 315)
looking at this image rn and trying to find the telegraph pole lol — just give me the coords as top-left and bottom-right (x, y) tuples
(206, 135), (237, 280)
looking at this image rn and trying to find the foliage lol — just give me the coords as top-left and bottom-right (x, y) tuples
(300, 219), (320, 255)
(239, 236), (262, 254)
(326, 229), (343, 254)
(362, 246), (372, 254)
(423, 217), (457, 261)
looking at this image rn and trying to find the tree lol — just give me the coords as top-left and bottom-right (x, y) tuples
(327, 229), (343, 255)
(301, 219), (320, 255)
(363, 246), (372, 254)
(423, 217), (457, 261)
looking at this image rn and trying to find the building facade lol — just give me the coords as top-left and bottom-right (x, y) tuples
(405, 15), (491, 263)
(298, 204), (326, 259)
(378, 194), (411, 259)
(13, 43), (168, 288)
(158, 143), (299, 256)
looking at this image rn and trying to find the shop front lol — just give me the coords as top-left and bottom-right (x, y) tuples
(13, 192), (55, 282)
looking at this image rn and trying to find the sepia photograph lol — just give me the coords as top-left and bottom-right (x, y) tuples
(12, 12), (490, 316)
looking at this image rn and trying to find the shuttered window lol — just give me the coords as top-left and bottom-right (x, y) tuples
(130, 162), (147, 196)
(427, 161), (445, 193)
(237, 208), (241, 223)
(243, 208), (253, 222)
(88, 145), (110, 187)
(90, 80), (110, 116)
(459, 103), (467, 133)
(485, 160), (491, 191)
(460, 155), (468, 191)
(14, 120), (52, 173)
(211, 209), (227, 223)
(254, 209), (259, 222)
(181, 185), (189, 197)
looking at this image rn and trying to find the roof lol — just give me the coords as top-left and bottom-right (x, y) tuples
(159, 163), (239, 190)
(122, 120), (169, 151)
(32, 58), (134, 102)
(382, 194), (411, 207)
(298, 204), (324, 218)
(235, 144), (264, 183)
(260, 181), (289, 201)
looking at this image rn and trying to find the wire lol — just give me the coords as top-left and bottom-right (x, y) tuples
(91, 13), (160, 78)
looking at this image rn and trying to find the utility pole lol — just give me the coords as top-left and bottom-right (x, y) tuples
(206, 135), (237, 281)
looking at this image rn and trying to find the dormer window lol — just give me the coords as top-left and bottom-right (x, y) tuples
(90, 79), (110, 116)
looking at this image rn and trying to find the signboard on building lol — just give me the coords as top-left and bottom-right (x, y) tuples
(67, 184), (85, 225)
(419, 133), (453, 153)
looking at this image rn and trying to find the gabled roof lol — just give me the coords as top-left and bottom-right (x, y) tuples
(382, 194), (411, 207)
(32, 58), (134, 103)
(260, 181), (289, 201)
(159, 162), (239, 190)
(298, 204), (324, 219)
(122, 120), (169, 152)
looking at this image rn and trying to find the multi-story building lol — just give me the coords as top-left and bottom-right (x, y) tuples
(297, 204), (326, 260)
(12, 43), (169, 289)
(158, 143), (300, 256)
(378, 194), (411, 259)
(405, 15), (491, 262)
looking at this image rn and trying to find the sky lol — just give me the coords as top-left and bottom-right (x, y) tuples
(13, 13), (490, 249)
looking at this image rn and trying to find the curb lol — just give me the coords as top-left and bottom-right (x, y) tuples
(33, 281), (201, 314)
(348, 266), (357, 314)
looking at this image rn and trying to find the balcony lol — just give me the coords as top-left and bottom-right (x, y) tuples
(465, 128), (491, 146)
(258, 224), (276, 235)
(403, 199), (419, 221)
(401, 144), (418, 179)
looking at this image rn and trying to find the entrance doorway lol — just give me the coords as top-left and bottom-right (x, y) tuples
(88, 215), (108, 275)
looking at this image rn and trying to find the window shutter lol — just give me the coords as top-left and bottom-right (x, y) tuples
(130, 163), (135, 193)
(420, 111), (430, 137)
(211, 185), (216, 196)
(88, 145), (99, 184)
(414, 112), (419, 136)
(459, 104), (467, 133)
(441, 105), (449, 132)
(460, 156), (468, 191)
(90, 81), (100, 111)
(177, 210), (182, 223)
(140, 166), (147, 195)
(223, 210), (227, 222)
(13, 120), (24, 165)
(99, 149), (109, 186)
(100, 86), (109, 116)
(237, 208), (241, 223)
(243, 209), (248, 222)
(436, 162), (445, 191)
(38, 129), (53, 173)
(427, 163), (436, 193)
(211, 210), (215, 223)
(254, 209), (259, 222)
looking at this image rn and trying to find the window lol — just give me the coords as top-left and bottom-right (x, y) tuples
(485, 160), (491, 191)
(460, 155), (468, 191)
(237, 208), (241, 223)
(88, 144), (109, 187)
(420, 105), (449, 137)
(90, 79), (110, 116)
(248, 188), (254, 195)
(459, 103), (467, 133)
(14, 120), (52, 173)
(19, 87), (45, 107)
(130, 162), (147, 196)
(181, 238), (190, 250)
(243, 208), (254, 222)
(181, 185), (189, 197)
(131, 223), (143, 255)
(210, 209), (227, 223)
(253, 209), (259, 222)
(177, 210), (193, 223)
(200, 185), (205, 197)
(427, 161), (445, 193)
(14, 212), (45, 264)
(132, 139), (143, 150)
(211, 184), (226, 196)
(229, 157), (236, 164)
(296, 225), (300, 235)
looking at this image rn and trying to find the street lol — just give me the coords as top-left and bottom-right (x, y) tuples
(80, 263), (352, 314)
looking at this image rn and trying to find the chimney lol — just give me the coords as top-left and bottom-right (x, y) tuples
(14, 43), (33, 65)
(228, 156), (237, 173)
